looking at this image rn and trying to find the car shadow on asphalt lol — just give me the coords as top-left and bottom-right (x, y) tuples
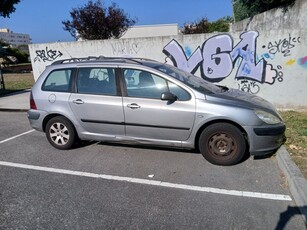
(95, 141), (200, 154)
(79, 141), (257, 165)
(77, 140), (256, 165)
(275, 205), (307, 230)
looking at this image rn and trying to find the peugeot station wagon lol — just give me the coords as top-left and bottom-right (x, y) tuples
(27, 57), (286, 166)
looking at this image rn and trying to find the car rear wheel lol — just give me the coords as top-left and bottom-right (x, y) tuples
(45, 116), (76, 150)
(199, 123), (246, 166)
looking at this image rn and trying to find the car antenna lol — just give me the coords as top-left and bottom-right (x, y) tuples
(58, 42), (73, 59)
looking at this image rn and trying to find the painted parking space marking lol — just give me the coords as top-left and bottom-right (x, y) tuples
(0, 130), (35, 144)
(0, 161), (292, 201)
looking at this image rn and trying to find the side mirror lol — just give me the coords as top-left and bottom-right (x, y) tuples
(161, 92), (177, 101)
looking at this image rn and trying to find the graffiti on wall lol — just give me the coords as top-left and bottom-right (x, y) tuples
(163, 31), (280, 87)
(263, 34), (301, 57)
(111, 40), (142, 55)
(260, 34), (306, 71)
(237, 80), (260, 94)
(34, 47), (63, 62)
(297, 56), (307, 68)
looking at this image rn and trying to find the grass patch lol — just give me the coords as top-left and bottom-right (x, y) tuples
(0, 73), (34, 96)
(280, 111), (307, 178)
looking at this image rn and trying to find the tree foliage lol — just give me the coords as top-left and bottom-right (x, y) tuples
(62, 0), (136, 40)
(0, 41), (29, 64)
(0, 0), (20, 18)
(182, 17), (232, 35)
(233, 0), (296, 21)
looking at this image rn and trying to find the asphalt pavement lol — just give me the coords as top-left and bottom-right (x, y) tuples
(0, 89), (306, 225)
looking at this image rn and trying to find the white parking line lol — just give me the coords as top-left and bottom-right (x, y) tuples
(0, 130), (35, 144)
(0, 160), (292, 201)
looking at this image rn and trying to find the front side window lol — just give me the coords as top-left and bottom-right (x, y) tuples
(142, 61), (221, 94)
(123, 69), (190, 100)
(42, 69), (72, 92)
(168, 81), (191, 101)
(77, 68), (116, 96)
(124, 69), (168, 99)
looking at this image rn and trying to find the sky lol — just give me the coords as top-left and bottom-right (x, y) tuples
(0, 0), (233, 44)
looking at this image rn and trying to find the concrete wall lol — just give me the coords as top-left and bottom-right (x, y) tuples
(29, 29), (307, 110)
(121, 24), (179, 39)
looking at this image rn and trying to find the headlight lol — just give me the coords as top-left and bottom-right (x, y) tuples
(254, 109), (281, 124)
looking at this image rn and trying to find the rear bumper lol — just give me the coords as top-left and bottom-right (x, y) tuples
(27, 109), (47, 132)
(244, 124), (286, 156)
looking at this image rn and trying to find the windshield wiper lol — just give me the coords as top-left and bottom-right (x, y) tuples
(217, 85), (229, 93)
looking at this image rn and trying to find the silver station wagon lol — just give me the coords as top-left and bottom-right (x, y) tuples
(28, 57), (285, 166)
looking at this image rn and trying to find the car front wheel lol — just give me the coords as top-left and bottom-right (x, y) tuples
(199, 123), (246, 166)
(45, 116), (76, 150)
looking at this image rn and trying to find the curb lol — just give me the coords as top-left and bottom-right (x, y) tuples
(0, 89), (30, 112)
(0, 108), (28, 112)
(0, 89), (31, 98)
(277, 146), (307, 224)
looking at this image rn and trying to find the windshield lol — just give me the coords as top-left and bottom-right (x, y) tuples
(142, 61), (221, 94)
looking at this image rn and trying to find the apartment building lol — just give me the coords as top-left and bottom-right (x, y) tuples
(0, 28), (32, 47)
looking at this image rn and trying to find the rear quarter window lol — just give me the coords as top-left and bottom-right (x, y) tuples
(42, 69), (73, 92)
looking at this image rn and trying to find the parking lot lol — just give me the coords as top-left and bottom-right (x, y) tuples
(0, 111), (305, 229)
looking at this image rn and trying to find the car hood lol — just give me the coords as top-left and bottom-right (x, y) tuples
(205, 88), (279, 115)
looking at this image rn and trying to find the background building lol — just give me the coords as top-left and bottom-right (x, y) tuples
(0, 28), (32, 47)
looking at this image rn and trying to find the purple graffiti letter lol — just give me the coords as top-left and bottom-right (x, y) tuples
(163, 39), (203, 74)
(201, 35), (233, 82)
(231, 31), (266, 82)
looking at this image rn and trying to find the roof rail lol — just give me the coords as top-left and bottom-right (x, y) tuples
(51, 56), (159, 65)
(51, 56), (105, 65)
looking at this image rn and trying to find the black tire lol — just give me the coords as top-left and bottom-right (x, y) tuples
(199, 123), (246, 166)
(45, 116), (76, 150)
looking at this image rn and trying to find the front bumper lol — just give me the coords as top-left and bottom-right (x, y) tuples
(244, 123), (286, 156)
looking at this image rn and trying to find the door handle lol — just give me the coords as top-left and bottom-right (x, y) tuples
(127, 103), (140, 109)
(73, 99), (84, 105)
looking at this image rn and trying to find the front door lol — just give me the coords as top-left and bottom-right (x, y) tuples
(122, 69), (195, 141)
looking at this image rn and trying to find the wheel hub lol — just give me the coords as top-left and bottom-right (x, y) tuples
(209, 134), (234, 156)
(49, 122), (69, 146)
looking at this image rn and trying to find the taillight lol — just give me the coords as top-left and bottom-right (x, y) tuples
(30, 92), (37, 110)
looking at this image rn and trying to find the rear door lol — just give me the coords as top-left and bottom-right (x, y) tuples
(69, 67), (125, 136)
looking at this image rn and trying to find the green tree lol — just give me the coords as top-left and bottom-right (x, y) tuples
(0, 0), (21, 18)
(208, 16), (233, 32)
(233, 1), (249, 22)
(0, 41), (29, 64)
(182, 16), (232, 34)
(182, 18), (210, 34)
(0, 41), (9, 57)
(62, 0), (136, 40)
(233, 0), (296, 21)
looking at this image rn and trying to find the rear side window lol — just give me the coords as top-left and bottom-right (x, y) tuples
(42, 69), (72, 92)
(77, 67), (117, 96)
